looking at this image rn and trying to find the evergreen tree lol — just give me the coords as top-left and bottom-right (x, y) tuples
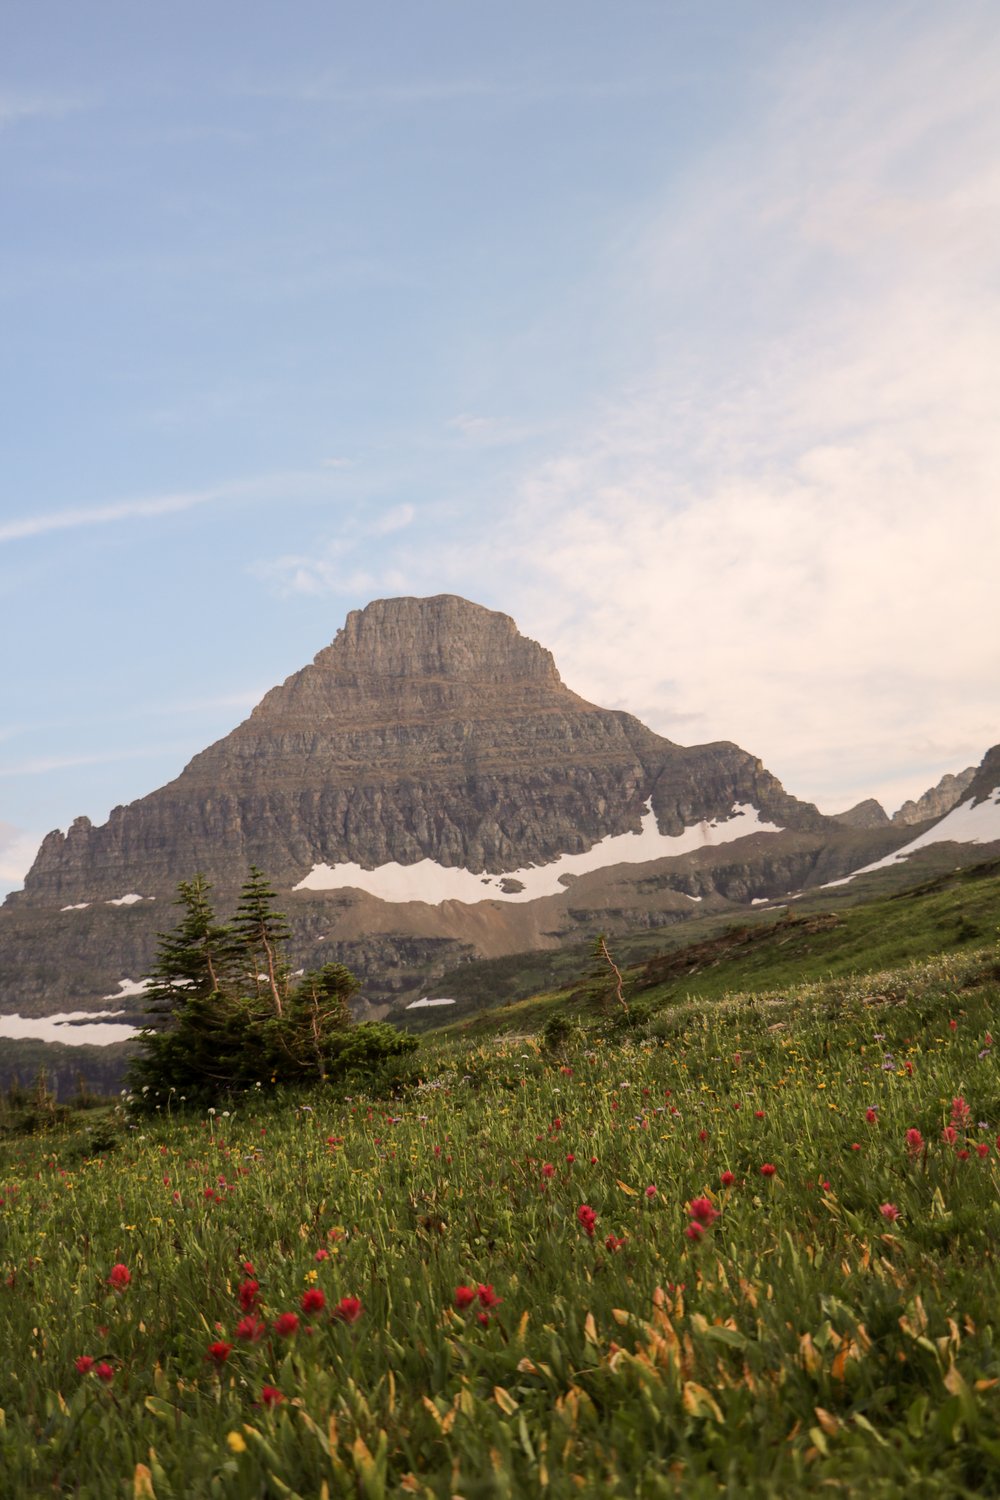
(144, 875), (232, 1024)
(227, 866), (292, 1015)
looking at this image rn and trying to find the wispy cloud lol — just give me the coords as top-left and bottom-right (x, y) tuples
(0, 745), (191, 779)
(0, 91), (93, 128)
(0, 468), (347, 545)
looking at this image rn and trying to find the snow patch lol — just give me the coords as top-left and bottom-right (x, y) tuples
(0, 1011), (142, 1045)
(106, 893), (153, 907)
(61, 902), (90, 911)
(825, 787), (1000, 888)
(102, 978), (153, 1001)
(293, 802), (783, 906)
(406, 997), (457, 1009)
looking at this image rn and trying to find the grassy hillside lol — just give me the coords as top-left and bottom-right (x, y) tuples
(424, 858), (1000, 1041)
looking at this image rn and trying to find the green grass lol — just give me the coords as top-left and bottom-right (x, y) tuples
(425, 858), (1000, 1042)
(2, 929), (1000, 1496)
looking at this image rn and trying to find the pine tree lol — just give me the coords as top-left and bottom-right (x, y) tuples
(227, 866), (292, 1016)
(144, 875), (231, 1024)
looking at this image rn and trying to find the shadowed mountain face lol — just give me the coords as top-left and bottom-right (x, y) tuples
(0, 596), (934, 1015)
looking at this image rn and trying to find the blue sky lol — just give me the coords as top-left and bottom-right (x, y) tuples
(3, 1), (999, 895)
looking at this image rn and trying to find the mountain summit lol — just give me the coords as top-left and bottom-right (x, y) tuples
(6, 594), (989, 1017)
(18, 595), (823, 908)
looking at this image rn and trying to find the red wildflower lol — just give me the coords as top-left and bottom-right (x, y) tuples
(107, 1263), (131, 1290)
(865, 1108), (878, 1124)
(951, 1096), (972, 1127)
(687, 1196), (720, 1225)
(754, 1110), (765, 1120)
(565, 1153), (576, 1164)
(454, 1285), (476, 1311)
(333, 1296), (363, 1324)
(261, 1385), (285, 1408)
(238, 1279), (260, 1310)
(273, 1312), (299, 1338)
(241, 1260), (255, 1275)
(541, 1163), (555, 1178)
(698, 1129), (708, 1142)
(577, 1204), (598, 1237)
(684, 1221), (705, 1241)
(941, 1125), (958, 1145)
(75, 1355), (95, 1374)
(314, 1248), (330, 1262)
(759, 1163), (776, 1178)
(720, 1170), (735, 1188)
(235, 1315), (267, 1343)
(477, 1284), (502, 1309)
(301, 1288), (326, 1315)
(95, 1362), (114, 1384)
(604, 1234), (626, 1252)
(905, 1128), (924, 1157)
(476, 1312), (491, 1328)
(880, 1203), (900, 1222)
(645, 1184), (658, 1200)
(206, 1341), (232, 1365)
(949, 1019), (958, 1030)
(977, 1142), (990, 1159)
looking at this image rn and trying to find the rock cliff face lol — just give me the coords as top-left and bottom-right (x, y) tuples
(0, 595), (936, 1016)
(891, 768), (976, 826)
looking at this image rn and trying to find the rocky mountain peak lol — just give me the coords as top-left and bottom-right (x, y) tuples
(244, 596), (577, 734)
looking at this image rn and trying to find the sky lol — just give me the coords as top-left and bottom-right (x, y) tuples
(2, 0), (999, 897)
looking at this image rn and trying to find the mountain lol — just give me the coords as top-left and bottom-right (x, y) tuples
(891, 767), (976, 826)
(0, 596), (991, 1018)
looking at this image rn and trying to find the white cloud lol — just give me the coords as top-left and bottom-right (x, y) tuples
(0, 469), (347, 546)
(374, 503), (415, 536)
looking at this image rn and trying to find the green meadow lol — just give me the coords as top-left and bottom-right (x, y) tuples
(2, 877), (1000, 1496)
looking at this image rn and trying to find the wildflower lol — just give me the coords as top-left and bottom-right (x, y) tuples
(333, 1296), (363, 1324)
(476, 1312), (491, 1328)
(698, 1129), (708, 1142)
(850, 1143), (861, 1152)
(754, 1110), (765, 1120)
(604, 1234), (626, 1252)
(75, 1355), (95, 1374)
(941, 1125), (958, 1145)
(880, 1203), (900, 1222)
(454, 1285), (476, 1311)
(684, 1221), (705, 1241)
(720, 1170), (735, 1188)
(565, 1153), (576, 1164)
(261, 1385), (285, 1408)
(315, 1248), (330, 1262)
(206, 1341), (232, 1365)
(949, 1019), (958, 1031)
(301, 1289), (326, 1315)
(541, 1163), (555, 1178)
(645, 1184), (658, 1200)
(905, 1128), (924, 1157)
(273, 1312), (299, 1338)
(107, 1263), (131, 1290)
(227, 1432), (247, 1454)
(688, 1196), (720, 1225)
(238, 1279), (260, 1311)
(577, 1204), (598, 1237)
(951, 1096), (972, 1127)
(977, 1142), (990, 1158)
(759, 1163), (776, 1178)
(235, 1315), (267, 1343)
(95, 1362), (114, 1384)
(865, 1108), (878, 1124)
(477, 1284), (502, 1310)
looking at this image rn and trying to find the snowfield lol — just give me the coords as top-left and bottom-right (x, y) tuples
(293, 802), (783, 906)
